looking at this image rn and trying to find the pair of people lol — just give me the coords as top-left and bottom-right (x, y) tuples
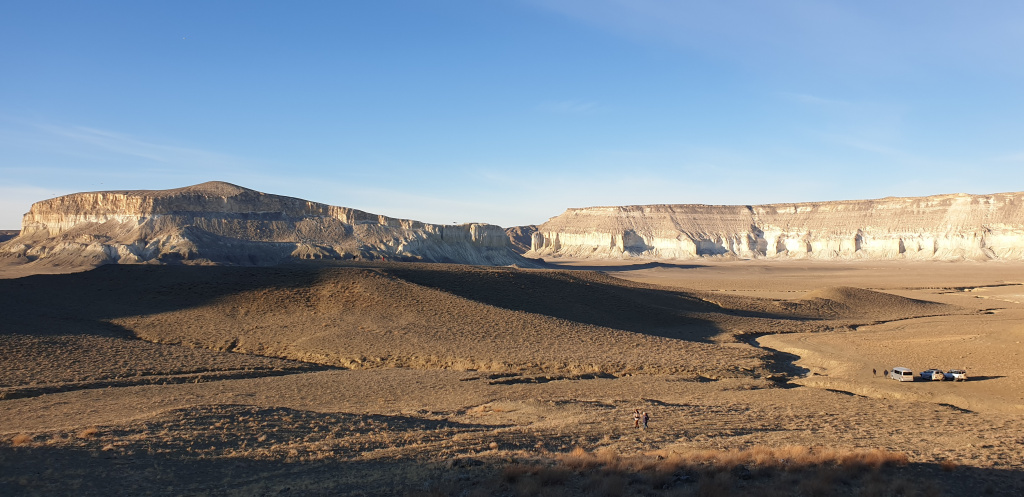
(632, 409), (649, 429)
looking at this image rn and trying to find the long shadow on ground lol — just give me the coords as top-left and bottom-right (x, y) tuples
(3, 441), (1022, 496)
(1, 261), (821, 344)
(543, 261), (706, 272)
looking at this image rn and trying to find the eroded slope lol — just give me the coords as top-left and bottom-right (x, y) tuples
(0, 181), (530, 268)
(530, 192), (1024, 261)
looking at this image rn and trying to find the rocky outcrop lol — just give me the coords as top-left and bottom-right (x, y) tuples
(504, 225), (537, 254)
(0, 231), (18, 244)
(0, 182), (535, 268)
(529, 192), (1024, 261)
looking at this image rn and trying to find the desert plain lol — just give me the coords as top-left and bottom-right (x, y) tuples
(2, 258), (1024, 496)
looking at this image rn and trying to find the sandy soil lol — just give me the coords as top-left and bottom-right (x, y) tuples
(548, 259), (1024, 415)
(2, 259), (1023, 495)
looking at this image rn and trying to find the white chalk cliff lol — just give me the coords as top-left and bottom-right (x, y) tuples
(0, 182), (532, 267)
(528, 193), (1024, 261)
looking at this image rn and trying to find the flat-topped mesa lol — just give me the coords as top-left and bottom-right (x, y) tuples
(529, 192), (1024, 261)
(3, 181), (529, 267)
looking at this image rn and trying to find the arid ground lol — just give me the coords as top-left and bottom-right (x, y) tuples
(2, 259), (1023, 495)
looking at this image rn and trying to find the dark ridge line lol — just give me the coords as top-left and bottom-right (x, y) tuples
(925, 283), (1024, 292)
(846, 312), (980, 331)
(486, 372), (618, 385)
(938, 403), (976, 414)
(825, 388), (868, 398)
(0, 366), (332, 401)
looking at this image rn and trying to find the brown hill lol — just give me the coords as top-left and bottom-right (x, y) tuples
(0, 262), (972, 392)
(796, 286), (952, 320)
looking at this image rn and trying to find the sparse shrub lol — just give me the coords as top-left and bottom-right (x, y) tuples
(836, 447), (899, 471)
(595, 447), (620, 471)
(695, 449), (721, 466)
(557, 447), (596, 470)
(940, 460), (958, 472)
(812, 447), (840, 465)
(776, 445), (814, 468)
(78, 426), (99, 439)
(655, 451), (687, 474)
(747, 445), (777, 467)
(531, 445), (914, 497)
(12, 434), (32, 446)
(712, 449), (746, 471)
(888, 451), (910, 467)
(872, 448), (906, 468)
(625, 454), (659, 473)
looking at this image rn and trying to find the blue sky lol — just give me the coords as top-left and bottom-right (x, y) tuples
(3, 1), (1024, 229)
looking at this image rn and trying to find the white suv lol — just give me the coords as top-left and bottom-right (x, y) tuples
(889, 367), (914, 382)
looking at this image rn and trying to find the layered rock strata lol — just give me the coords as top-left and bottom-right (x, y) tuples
(528, 193), (1024, 261)
(0, 182), (532, 267)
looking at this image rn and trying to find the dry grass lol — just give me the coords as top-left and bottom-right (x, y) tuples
(579, 445), (909, 476)
(700, 445), (905, 472)
(11, 433), (33, 446)
(556, 447), (599, 471)
(78, 426), (100, 439)
(493, 445), (915, 496)
(941, 460), (959, 472)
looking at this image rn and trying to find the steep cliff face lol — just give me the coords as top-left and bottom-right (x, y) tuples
(529, 193), (1024, 261)
(0, 182), (533, 267)
(504, 225), (537, 254)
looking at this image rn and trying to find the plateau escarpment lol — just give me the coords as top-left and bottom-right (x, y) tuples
(528, 192), (1024, 261)
(0, 182), (532, 268)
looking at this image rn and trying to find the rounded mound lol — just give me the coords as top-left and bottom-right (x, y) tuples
(169, 181), (250, 197)
(800, 286), (949, 318)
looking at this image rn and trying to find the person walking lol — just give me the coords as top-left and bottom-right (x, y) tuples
(633, 409), (641, 429)
(641, 411), (649, 430)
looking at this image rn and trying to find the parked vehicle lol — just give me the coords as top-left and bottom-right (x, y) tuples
(944, 369), (968, 381)
(920, 369), (944, 381)
(889, 367), (914, 382)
